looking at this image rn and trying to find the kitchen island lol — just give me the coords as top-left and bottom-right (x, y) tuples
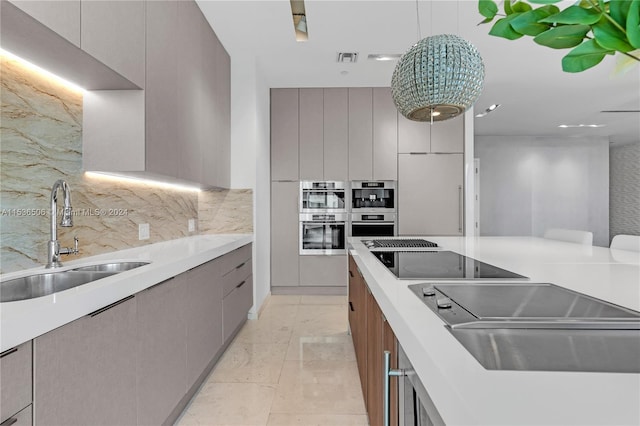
(349, 236), (640, 426)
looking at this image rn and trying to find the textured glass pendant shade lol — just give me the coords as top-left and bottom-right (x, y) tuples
(391, 34), (485, 122)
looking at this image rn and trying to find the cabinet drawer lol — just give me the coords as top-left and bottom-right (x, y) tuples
(0, 341), (32, 423)
(221, 258), (252, 297)
(223, 275), (253, 341)
(218, 244), (252, 276)
(1, 405), (32, 426)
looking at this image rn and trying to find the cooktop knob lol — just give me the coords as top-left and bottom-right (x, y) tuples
(436, 297), (452, 309)
(422, 286), (436, 297)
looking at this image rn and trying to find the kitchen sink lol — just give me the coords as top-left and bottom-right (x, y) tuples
(1, 261), (150, 303)
(72, 261), (150, 273)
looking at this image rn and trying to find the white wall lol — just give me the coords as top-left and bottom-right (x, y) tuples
(475, 136), (610, 247)
(229, 54), (270, 317)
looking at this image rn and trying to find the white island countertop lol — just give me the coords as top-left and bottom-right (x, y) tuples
(0, 234), (252, 352)
(349, 236), (640, 426)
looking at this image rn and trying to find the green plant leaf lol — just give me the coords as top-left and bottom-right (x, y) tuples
(593, 16), (634, 51)
(489, 13), (525, 39)
(610, 0), (633, 27)
(540, 5), (602, 24)
(479, 0), (499, 19)
(562, 39), (614, 72)
(527, 0), (563, 4)
(627, 0), (640, 48)
(477, 17), (495, 25)
(510, 5), (559, 36)
(505, 0), (514, 15)
(534, 24), (591, 48)
(512, 2), (533, 13)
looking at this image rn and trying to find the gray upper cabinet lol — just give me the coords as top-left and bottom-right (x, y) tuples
(398, 153), (464, 236)
(145, 0), (180, 178)
(137, 276), (187, 426)
(271, 88), (300, 181)
(34, 297), (137, 426)
(323, 88), (349, 181)
(373, 88), (398, 181)
(430, 115), (464, 153)
(348, 88), (374, 181)
(177, 0), (204, 183)
(185, 261), (223, 387)
(299, 88), (325, 181)
(9, 0), (80, 46)
(271, 181), (299, 287)
(0, 341), (32, 424)
(211, 29), (231, 188)
(80, 0), (145, 88)
(398, 114), (430, 153)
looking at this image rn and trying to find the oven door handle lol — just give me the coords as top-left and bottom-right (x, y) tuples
(384, 350), (406, 426)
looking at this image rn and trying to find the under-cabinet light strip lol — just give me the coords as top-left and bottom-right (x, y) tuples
(0, 48), (85, 93)
(85, 172), (201, 192)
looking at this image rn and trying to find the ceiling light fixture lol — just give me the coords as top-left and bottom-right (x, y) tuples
(475, 103), (501, 118)
(290, 1), (308, 42)
(558, 124), (606, 128)
(368, 54), (402, 61)
(337, 52), (358, 63)
(391, 1), (485, 122)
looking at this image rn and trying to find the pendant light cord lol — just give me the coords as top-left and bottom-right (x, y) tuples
(415, 0), (422, 41)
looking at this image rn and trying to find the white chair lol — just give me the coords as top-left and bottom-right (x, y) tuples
(610, 234), (640, 252)
(543, 228), (593, 245)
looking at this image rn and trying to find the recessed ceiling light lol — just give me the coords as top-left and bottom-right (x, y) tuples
(337, 52), (358, 63)
(558, 124), (606, 128)
(475, 103), (501, 118)
(367, 54), (402, 61)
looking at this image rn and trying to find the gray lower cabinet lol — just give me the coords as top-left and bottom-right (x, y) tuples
(185, 261), (223, 387)
(398, 153), (464, 236)
(34, 296), (137, 426)
(223, 275), (253, 341)
(136, 276), (187, 426)
(299, 255), (347, 287)
(271, 181), (300, 287)
(4, 406), (31, 426)
(0, 341), (32, 424)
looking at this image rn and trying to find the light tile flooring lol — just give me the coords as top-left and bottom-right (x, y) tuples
(177, 295), (368, 426)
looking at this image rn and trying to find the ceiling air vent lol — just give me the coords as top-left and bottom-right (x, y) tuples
(337, 52), (358, 63)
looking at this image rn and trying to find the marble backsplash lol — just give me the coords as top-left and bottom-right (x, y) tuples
(1, 55), (252, 274)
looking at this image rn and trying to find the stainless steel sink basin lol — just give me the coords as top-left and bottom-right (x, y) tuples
(72, 261), (150, 273)
(1, 261), (150, 303)
(1, 271), (116, 303)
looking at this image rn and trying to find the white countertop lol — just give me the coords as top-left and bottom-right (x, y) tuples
(349, 236), (640, 426)
(0, 234), (253, 352)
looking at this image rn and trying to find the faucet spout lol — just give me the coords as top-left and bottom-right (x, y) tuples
(47, 180), (76, 268)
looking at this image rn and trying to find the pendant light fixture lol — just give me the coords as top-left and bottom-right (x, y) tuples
(391, 1), (485, 122)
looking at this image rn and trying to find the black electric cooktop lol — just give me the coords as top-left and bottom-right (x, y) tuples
(371, 250), (528, 280)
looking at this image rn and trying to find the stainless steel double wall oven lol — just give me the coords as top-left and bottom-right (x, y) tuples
(299, 181), (347, 255)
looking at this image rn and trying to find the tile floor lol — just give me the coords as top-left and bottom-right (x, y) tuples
(177, 295), (368, 426)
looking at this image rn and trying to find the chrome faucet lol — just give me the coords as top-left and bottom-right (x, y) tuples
(46, 179), (79, 268)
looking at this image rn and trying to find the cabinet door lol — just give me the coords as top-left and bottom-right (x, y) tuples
(34, 297), (137, 426)
(398, 154), (464, 235)
(177, 0), (204, 183)
(348, 256), (367, 401)
(271, 89), (299, 181)
(214, 31), (232, 188)
(9, 0), (80, 46)
(80, 0), (145, 88)
(373, 88), (398, 181)
(0, 341), (31, 423)
(185, 261), (223, 388)
(383, 318), (399, 426)
(323, 88), (349, 181)
(366, 288), (384, 425)
(137, 276), (187, 426)
(430, 114), (464, 153)
(299, 88), (325, 180)
(145, 0), (179, 177)
(223, 275), (253, 341)
(397, 114), (430, 153)
(299, 255), (347, 287)
(349, 88), (373, 181)
(271, 182), (300, 286)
